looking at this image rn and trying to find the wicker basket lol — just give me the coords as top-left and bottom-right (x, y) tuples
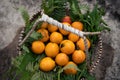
(16, 10), (103, 80)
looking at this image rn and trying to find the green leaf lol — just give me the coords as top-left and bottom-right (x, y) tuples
(41, 0), (67, 21)
(26, 62), (39, 72)
(58, 63), (80, 74)
(31, 72), (41, 80)
(19, 7), (30, 27)
(19, 52), (35, 71)
(26, 62), (35, 72)
(34, 63), (40, 71)
(11, 53), (25, 68)
(30, 31), (42, 40)
(86, 75), (96, 80)
(20, 71), (32, 80)
(83, 71), (96, 80)
(57, 63), (81, 80)
(82, 4), (110, 32)
(22, 44), (30, 53)
(98, 25), (110, 31)
(12, 52), (36, 79)
(63, 64), (80, 72)
(68, 0), (81, 15)
(79, 4), (89, 11)
(77, 62), (87, 80)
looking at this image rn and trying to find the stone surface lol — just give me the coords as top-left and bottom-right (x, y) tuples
(0, 28), (23, 80)
(0, 0), (41, 79)
(0, 0), (120, 80)
(0, 0), (41, 50)
(97, 0), (120, 79)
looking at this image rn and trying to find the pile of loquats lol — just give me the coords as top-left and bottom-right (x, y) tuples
(31, 16), (91, 75)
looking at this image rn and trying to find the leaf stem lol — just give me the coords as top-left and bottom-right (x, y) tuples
(78, 63), (87, 80)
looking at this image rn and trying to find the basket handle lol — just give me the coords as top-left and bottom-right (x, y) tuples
(40, 13), (84, 37)
(19, 11), (101, 46)
(40, 12), (101, 36)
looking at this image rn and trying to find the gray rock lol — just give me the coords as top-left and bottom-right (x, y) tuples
(83, 1), (120, 80)
(0, 0), (41, 50)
